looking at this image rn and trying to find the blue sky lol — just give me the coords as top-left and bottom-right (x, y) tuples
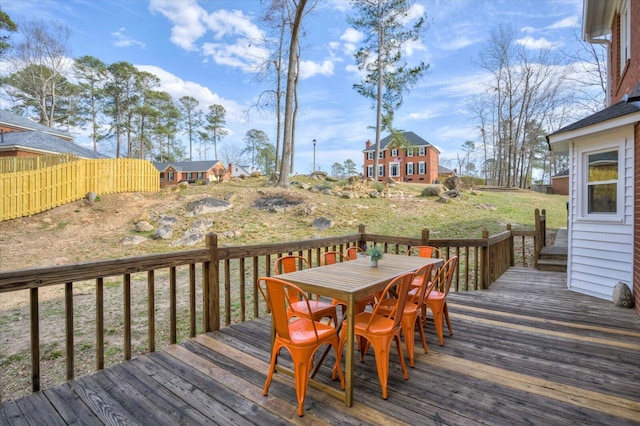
(2, 0), (585, 173)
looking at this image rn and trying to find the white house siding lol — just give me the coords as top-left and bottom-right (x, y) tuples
(566, 128), (634, 300)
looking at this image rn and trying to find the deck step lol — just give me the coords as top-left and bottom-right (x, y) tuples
(536, 258), (567, 272)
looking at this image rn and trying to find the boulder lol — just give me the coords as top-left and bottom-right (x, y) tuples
(613, 282), (634, 308)
(153, 226), (173, 240)
(186, 197), (232, 216)
(443, 176), (464, 190)
(135, 221), (155, 232)
(421, 185), (444, 197)
(120, 235), (147, 246)
(312, 217), (335, 230)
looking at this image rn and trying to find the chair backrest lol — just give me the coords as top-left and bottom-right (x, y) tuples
(409, 263), (435, 305)
(345, 246), (365, 260)
(322, 251), (346, 265)
(407, 245), (442, 259)
(433, 256), (458, 296)
(368, 272), (415, 331)
(273, 255), (311, 274)
(260, 277), (320, 342)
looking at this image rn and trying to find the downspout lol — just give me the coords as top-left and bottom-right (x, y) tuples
(585, 34), (612, 106)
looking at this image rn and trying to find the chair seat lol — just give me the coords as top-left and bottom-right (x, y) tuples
(426, 290), (445, 301)
(376, 297), (420, 316)
(289, 319), (337, 344)
(352, 312), (396, 335)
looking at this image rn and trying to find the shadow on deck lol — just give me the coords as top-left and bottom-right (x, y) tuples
(2, 268), (639, 425)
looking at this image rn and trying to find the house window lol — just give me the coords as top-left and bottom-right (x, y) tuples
(378, 165), (384, 177)
(367, 152), (374, 160)
(391, 148), (398, 157)
(367, 165), (373, 177)
(389, 162), (400, 177)
(160, 172), (165, 180)
(378, 151), (384, 159)
(406, 162), (414, 175)
(620, 0), (630, 74)
(586, 150), (618, 214)
(407, 148), (414, 157)
(197, 172), (204, 179)
(418, 162), (426, 174)
(418, 147), (426, 156)
(168, 172), (174, 181)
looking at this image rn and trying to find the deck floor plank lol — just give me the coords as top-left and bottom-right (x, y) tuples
(2, 267), (639, 425)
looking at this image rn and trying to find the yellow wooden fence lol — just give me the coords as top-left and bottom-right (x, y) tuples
(0, 158), (159, 221)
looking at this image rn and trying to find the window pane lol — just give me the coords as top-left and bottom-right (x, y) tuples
(588, 151), (617, 182)
(588, 183), (617, 213)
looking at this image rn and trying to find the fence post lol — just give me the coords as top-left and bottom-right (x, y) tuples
(506, 224), (515, 267)
(481, 229), (490, 289)
(421, 228), (430, 245)
(206, 233), (220, 331)
(358, 223), (366, 249)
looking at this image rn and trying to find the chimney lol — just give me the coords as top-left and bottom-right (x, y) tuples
(228, 163), (233, 176)
(365, 139), (371, 148)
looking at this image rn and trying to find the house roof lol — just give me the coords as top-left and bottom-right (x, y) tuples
(0, 131), (108, 159)
(0, 110), (73, 141)
(582, 0), (616, 39)
(439, 165), (454, 175)
(152, 160), (223, 172)
(363, 131), (439, 152)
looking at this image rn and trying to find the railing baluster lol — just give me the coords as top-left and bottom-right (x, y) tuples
(189, 264), (196, 338)
(124, 273), (131, 360)
(147, 271), (155, 352)
(65, 282), (73, 380)
(96, 277), (104, 370)
(224, 259), (231, 326)
(30, 288), (40, 392)
(239, 258), (246, 322)
(170, 266), (177, 344)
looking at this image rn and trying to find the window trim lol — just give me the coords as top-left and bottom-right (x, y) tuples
(389, 162), (400, 177)
(367, 165), (373, 177)
(418, 161), (426, 174)
(378, 165), (384, 177)
(367, 152), (374, 160)
(418, 147), (426, 156)
(577, 142), (624, 222)
(406, 162), (414, 175)
(407, 148), (414, 157)
(620, 0), (630, 74)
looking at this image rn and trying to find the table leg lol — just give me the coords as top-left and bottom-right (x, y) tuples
(345, 295), (354, 407)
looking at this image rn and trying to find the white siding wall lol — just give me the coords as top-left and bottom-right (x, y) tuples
(567, 128), (634, 300)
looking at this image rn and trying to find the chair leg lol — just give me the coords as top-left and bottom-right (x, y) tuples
(395, 333), (409, 380)
(263, 345), (281, 396)
(416, 313), (429, 354)
(444, 302), (453, 336)
(428, 301), (445, 346)
(401, 316), (416, 367)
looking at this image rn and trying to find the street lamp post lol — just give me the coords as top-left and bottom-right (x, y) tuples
(313, 139), (317, 172)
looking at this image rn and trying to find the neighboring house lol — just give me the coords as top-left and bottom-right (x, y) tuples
(362, 131), (439, 183)
(547, 0), (638, 313)
(0, 109), (106, 159)
(438, 165), (455, 181)
(153, 160), (230, 187)
(550, 170), (569, 195)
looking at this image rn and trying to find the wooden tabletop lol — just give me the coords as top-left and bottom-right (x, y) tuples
(277, 253), (443, 300)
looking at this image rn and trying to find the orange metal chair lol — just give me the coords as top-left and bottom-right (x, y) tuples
(375, 263), (435, 367)
(336, 271), (414, 399)
(424, 256), (458, 346)
(273, 255), (338, 326)
(321, 250), (347, 265)
(345, 246), (365, 260)
(260, 277), (345, 417)
(406, 245), (442, 259)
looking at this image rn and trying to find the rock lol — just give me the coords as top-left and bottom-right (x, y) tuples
(312, 217), (335, 230)
(470, 190), (481, 195)
(153, 226), (173, 240)
(475, 203), (497, 210)
(192, 219), (213, 230)
(443, 176), (464, 190)
(613, 282), (634, 308)
(85, 192), (97, 204)
(120, 235), (147, 245)
(135, 221), (155, 232)
(298, 182), (311, 190)
(301, 204), (316, 215)
(437, 196), (450, 203)
(342, 191), (357, 199)
(170, 233), (205, 247)
(444, 190), (462, 198)
(421, 185), (444, 197)
(186, 197), (232, 215)
(158, 215), (178, 226)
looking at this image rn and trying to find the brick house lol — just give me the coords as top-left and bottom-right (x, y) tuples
(550, 170), (569, 195)
(362, 131), (439, 183)
(0, 109), (105, 159)
(547, 0), (639, 314)
(153, 160), (231, 187)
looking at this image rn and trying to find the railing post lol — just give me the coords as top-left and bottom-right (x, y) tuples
(506, 224), (515, 267)
(421, 228), (430, 245)
(207, 233), (220, 331)
(481, 229), (490, 289)
(358, 224), (366, 249)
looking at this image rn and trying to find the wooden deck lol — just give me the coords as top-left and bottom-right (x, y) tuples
(2, 268), (639, 425)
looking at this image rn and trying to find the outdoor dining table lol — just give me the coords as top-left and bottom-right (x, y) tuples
(274, 253), (444, 407)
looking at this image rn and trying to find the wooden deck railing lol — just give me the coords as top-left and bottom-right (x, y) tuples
(0, 220), (544, 400)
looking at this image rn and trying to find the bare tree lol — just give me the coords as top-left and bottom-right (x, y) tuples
(204, 104), (227, 160)
(7, 18), (72, 127)
(178, 96), (202, 161)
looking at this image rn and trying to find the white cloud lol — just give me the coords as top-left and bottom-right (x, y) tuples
(516, 36), (558, 50)
(299, 60), (335, 80)
(547, 17), (579, 30)
(111, 27), (146, 48)
(340, 28), (363, 44)
(148, 0), (207, 51)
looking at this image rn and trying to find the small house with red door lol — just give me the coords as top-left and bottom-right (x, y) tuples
(362, 131), (439, 183)
(153, 160), (231, 187)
